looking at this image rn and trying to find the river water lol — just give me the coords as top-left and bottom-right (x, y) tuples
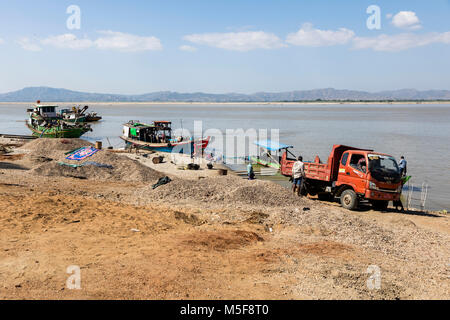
(1, 103), (449, 211)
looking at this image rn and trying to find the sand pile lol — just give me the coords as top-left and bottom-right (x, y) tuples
(32, 157), (163, 182)
(145, 175), (306, 207)
(19, 138), (94, 158)
(25, 139), (163, 182)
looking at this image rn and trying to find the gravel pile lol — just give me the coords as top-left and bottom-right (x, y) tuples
(25, 139), (163, 182)
(144, 175), (307, 207)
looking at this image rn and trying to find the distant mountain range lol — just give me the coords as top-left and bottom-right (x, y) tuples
(1, 87), (450, 102)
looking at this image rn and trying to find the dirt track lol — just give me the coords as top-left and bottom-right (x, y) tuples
(0, 139), (449, 299)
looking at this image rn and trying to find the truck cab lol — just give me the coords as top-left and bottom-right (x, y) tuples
(336, 150), (401, 210)
(281, 145), (402, 210)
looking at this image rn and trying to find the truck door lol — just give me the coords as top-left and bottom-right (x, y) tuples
(338, 152), (367, 193)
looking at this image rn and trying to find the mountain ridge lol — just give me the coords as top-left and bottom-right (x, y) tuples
(1, 86), (450, 102)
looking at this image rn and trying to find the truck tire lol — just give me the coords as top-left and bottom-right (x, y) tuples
(371, 200), (389, 211)
(340, 189), (358, 210)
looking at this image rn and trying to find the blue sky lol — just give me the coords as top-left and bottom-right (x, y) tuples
(0, 0), (449, 94)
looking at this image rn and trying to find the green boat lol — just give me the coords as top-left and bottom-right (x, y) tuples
(250, 140), (294, 170)
(26, 122), (91, 138)
(249, 156), (281, 170)
(59, 108), (87, 123)
(59, 105), (102, 123)
(26, 102), (92, 138)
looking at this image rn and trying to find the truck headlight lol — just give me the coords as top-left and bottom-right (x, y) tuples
(369, 181), (378, 190)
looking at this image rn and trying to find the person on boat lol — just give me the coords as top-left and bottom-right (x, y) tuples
(398, 156), (407, 177)
(292, 156), (305, 196)
(247, 161), (255, 180)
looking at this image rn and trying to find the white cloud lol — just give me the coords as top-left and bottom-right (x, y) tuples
(17, 31), (162, 52)
(286, 23), (355, 47)
(179, 45), (198, 52)
(183, 31), (285, 51)
(41, 34), (93, 50)
(0, 38), (4, 45)
(16, 37), (42, 51)
(95, 31), (162, 52)
(391, 11), (422, 30)
(386, 13), (393, 19)
(353, 32), (450, 52)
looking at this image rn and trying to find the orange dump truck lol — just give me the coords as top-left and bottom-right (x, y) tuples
(281, 145), (402, 210)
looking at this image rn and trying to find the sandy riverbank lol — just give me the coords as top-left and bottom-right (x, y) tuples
(0, 138), (449, 299)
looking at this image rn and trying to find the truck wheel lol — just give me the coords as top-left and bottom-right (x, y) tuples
(340, 189), (358, 210)
(371, 200), (389, 211)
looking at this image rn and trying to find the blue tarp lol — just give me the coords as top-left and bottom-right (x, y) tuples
(65, 146), (99, 161)
(253, 140), (293, 152)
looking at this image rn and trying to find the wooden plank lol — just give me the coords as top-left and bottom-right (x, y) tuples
(0, 134), (37, 140)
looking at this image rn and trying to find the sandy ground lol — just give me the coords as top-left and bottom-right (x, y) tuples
(123, 151), (230, 180)
(0, 139), (449, 300)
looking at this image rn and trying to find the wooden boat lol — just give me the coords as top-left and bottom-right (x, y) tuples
(26, 102), (91, 138)
(59, 106), (102, 123)
(250, 140), (294, 170)
(120, 120), (209, 154)
(59, 108), (87, 123)
(26, 122), (91, 138)
(85, 112), (102, 122)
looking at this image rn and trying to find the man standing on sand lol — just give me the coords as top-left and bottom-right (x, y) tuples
(247, 161), (255, 180)
(292, 156), (305, 196)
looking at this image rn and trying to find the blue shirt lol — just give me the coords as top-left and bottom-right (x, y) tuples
(399, 159), (407, 169)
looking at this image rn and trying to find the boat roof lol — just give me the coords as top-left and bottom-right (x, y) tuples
(124, 122), (154, 128)
(254, 140), (293, 152)
(34, 105), (57, 108)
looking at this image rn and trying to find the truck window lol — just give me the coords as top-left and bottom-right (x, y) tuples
(341, 153), (349, 166)
(368, 154), (399, 173)
(350, 154), (367, 173)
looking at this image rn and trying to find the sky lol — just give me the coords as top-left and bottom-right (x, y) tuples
(0, 0), (449, 94)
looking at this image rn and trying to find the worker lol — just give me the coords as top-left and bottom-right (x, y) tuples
(357, 157), (367, 173)
(292, 156), (305, 196)
(398, 156), (407, 177)
(247, 162), (255, 180)
(393, 175), (409, 212)
(393, 197), (405, 212)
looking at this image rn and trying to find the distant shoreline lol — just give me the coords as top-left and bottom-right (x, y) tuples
(2, 100), (450, 106)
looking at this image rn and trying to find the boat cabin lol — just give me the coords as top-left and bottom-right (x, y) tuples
(123, 121), (173, 144)
(28, 105), (58, 119)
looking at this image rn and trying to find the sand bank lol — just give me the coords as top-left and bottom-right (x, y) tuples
(0, 138), (448, 299)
